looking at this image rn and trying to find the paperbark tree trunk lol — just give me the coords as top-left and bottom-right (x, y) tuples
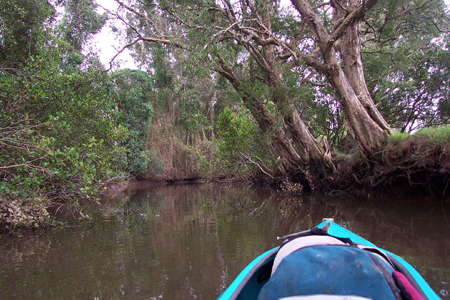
(258, 4), (336, 182)
(270, 79), (336, 180)
(335, 0), (390, 133)
(291, 0), (390, 156)
(216, 61), (335, 189)
(326, 65), (388, 154)
(241, 90), (304, 174)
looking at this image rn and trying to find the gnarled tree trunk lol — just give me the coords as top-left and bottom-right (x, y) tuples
(326, 65), (388, 154)
(291, 0), (390, 156)
(270, 79), (336, 183)
(335, 0), (390, 133)
(256, 4), (336, 184)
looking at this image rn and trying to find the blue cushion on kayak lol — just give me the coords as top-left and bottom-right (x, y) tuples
(257, 245), (397, 300)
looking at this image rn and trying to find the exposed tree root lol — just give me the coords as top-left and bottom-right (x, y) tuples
(254, 136), (449, 197)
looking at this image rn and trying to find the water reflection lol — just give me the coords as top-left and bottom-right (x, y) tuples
(0, 184), (448, 299)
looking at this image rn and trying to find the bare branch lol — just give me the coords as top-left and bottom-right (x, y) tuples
(141, 36), (185, 49)
(159, 4), (206, 30)
(314, 2), (331, 10)
(113, 0), (155, 28)
(221, 0), (237, 21)
(240, 152), (275, 178)
(108, 38), (141, 71)
(203, 20), (241, 50)
(245, 43), (272, 73)
(213, 55), (238, 84)
(99, 4), (142, 38)
(102, 2), (187, 71)
(264, 34), (328, 73)
(0, 156), (50, 174)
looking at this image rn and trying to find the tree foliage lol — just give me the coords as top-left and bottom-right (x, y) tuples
(106, 0), (448, 182)
(111, 69), (154, 177)
(59, 0), (106, 52)
(215, 107), (272, 174)
(0, 38), (129, 228)
(0, 1), (151, 229)
(0, 0), (54, 71)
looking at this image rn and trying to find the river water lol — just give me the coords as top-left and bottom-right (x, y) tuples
(0, 184), (449, 300)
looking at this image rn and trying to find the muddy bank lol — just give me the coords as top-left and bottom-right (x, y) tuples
(253, 137), (450, 198)
(333, 136), (449, 196)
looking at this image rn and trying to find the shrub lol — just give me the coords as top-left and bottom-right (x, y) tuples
(387, 130), (411, 144)
(414, 125), (450, 145)
(0, 42), (129, 228)
(215, 107), (272, 174)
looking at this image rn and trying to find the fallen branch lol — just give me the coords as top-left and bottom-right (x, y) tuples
(240, 152), (275, 179)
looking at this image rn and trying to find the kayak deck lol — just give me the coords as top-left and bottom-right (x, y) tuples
(219, 220), (439, 300)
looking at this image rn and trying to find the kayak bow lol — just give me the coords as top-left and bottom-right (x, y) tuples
(219, 219), (439, 300)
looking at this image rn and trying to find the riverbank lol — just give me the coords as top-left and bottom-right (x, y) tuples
(1, 127), (448, 234)
(248, 128), (450, 198)
(332, 135), (449, 196)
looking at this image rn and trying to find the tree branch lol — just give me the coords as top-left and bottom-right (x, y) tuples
(108, 38), (141, 71)
(240, 152), (275, 178)
(290, 0), (331, 47)
(113, 0), (155, 28)
(102, 2), (187, 71)
(140, 36), (185, 49)
(327, 0), (379, 51)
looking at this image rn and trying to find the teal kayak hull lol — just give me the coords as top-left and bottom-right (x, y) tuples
(218, 220), (439, 300)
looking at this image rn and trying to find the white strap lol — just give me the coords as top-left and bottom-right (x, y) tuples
(280, 295), (371, 300)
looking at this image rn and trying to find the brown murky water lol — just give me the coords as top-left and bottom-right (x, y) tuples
(0, 184), (449, 299)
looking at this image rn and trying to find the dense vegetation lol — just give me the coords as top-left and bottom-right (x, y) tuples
(0, 0), (149, 229)
(0, 0), (448, 230)
(107, 0), (448, 188)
